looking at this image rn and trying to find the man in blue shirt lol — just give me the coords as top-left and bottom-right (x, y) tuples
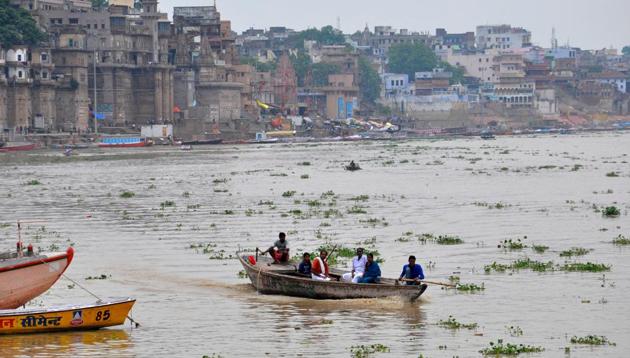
(359, 253), (381, 284)
(298, 252), (311, 276)
(398, 255), (425, 285)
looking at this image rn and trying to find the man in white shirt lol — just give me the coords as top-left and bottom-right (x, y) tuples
(341, 248), (367, 283)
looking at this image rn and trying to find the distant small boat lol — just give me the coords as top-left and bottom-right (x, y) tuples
(98, 137), (149, 148)
(0, 247), (74, 309)
(480, 132), (495, 140)
(238, 255), (427, 301)
(345, 162), (361, 171)
(0, 142), (37, 153)
(180, 145), (193, 151)
(181, 139), (222, 145)
(0, 297), (135, 335)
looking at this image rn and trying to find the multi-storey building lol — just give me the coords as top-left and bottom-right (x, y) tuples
(476, 25), (531, 51)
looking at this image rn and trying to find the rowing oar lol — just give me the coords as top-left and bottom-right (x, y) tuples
(400, 278), (456, 287)
(325, 244), (339, 263)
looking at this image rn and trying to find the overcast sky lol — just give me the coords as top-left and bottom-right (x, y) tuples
(159, 0), (630, 50)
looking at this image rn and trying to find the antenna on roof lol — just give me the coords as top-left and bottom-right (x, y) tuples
(336, 16), (341, 31)
(551, 27), (558, 49)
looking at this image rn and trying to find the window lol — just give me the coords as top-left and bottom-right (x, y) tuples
(18, 71), (23, 78)
(87, 24), (90, 29)
(69, 18), (79, 24)
(102, 24), (105, 29)
(41, 54), (48, 61)
(17, 54), (22, 61)
(68, 39), (74, 47)
(42, 71), (48, 79)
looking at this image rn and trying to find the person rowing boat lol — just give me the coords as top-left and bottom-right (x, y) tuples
(398, 255), (425, 285)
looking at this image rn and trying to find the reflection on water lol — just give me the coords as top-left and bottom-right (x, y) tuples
(1, 329), (132, 357)
(1, 132), (629, 356)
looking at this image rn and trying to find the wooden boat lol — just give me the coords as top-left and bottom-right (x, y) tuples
(0, 247), (74, 309)
(98, 137), (149, 148)
(480, 132), (496, 140)
(0, 298), (136, 335)
(238, 254), (427, 301)
(0, 142), (37, 152)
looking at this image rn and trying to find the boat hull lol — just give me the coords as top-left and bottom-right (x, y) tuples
(0, 248), (74, 309)
(0, 143), (37, 152)
(239, 255), (426, 301)
(0, 298), (135, 335)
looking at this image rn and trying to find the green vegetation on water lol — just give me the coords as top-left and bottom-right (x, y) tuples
(347, 206), (368, 214)
(437, 315), (478, 330)
(612, 235), (630, 245)
(455, 282), (485, 292)
(435, 235), (464, 245)
(119, 191), (135, 198)
(532, 245), (549, 253)
(562, 262), (610, 272)
(25, 180), (42, 185)
(498, 237), (527, 250)
(602, 206), (620, 217)
(349, 344), (390, 358)
(559, 247), (592, 257)
(479, 340), (544, 355)
(570, 335), (615, 346)
(282, 190), (297, 197)
(160, 200), (176, 209)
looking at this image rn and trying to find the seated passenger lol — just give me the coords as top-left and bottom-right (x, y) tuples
(266, 232), (289, 263)
(311, 250), (330, 281)
(398, 255), (425, 285)
(298, 252), (312, 276)
(341, 248), (367, 283)
(358, 253), (381, 284)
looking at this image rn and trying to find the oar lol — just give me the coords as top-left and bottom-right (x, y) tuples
(325, 244), (339, 263)
(400, 278), (456, 287)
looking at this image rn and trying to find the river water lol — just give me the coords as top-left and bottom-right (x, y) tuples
(0, 132), (628, 357)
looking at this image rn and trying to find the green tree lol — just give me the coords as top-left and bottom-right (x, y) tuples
(622, 46), (630, 56)
(358, 56), (381, 105)
(388, 43), (438, 79)
(290, 50), (312, 86)
(91, 0), (108, 10)
(440, 62), (465, 85)
(240, 56), (276, 72)
(0, 0), (46, 49)
(311, 63), (339, 86)
(288, 25), (346, 49)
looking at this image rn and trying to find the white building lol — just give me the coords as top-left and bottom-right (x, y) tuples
(476, 25), (531, 51)
(591, 72), (627, 93)
(382, 73), (410, 96)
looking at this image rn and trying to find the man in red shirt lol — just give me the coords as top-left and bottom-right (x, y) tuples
(311, 250), (330, 281)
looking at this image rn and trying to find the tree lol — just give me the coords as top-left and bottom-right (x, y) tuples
(288, 25), (346, 49)
(290, 50), (312, 86)
(440, 62), (465, 85)
(358, 56), (381, 105)
(0, 0), (46, 49)
(240, 56), (276, 72)
(311, 63), (339, 86)
(91, 0), (108, 10)
(388, 43), (438, 79)
(623, 46), (630, 56)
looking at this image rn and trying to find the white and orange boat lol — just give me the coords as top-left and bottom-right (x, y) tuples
(0, 246), (74, 309)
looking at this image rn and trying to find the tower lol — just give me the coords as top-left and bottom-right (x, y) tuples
(141, 0), (160, 63)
